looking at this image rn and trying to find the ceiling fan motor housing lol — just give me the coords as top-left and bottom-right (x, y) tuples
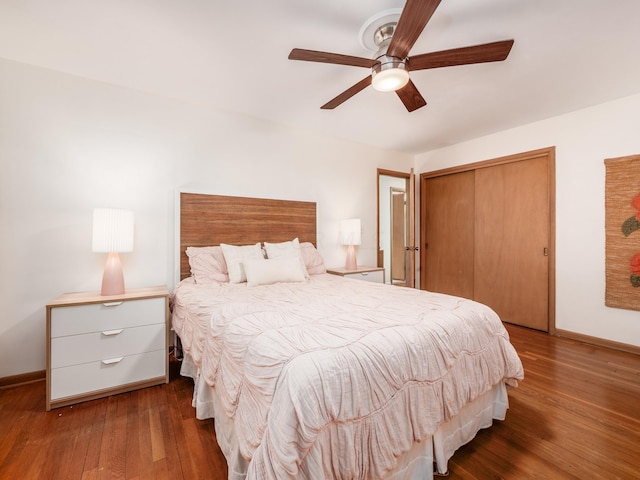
(371, 56), (409, 91)
(370, 21), (410, 92)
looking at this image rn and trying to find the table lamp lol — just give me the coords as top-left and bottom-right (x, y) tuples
(92, 208), (134, 296)
(340, 218), (361, 270)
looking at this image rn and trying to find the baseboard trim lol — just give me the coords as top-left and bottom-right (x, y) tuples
(0, 370), (46, 389)
(554, 328), (640, 356)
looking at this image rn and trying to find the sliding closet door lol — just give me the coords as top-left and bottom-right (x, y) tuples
(423, 170), (475, 299)
(474, 157), (550, 330)
(420, 147), (555, 332)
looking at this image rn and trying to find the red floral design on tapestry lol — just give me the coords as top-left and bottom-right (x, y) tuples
(623, 193), (640, 287)
(631, 253), (640, 275)
(632, 193), (640, 218)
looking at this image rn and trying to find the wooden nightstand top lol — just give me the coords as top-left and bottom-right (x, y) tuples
(326, 266), (384, 276)
(47, 285), (169, 307)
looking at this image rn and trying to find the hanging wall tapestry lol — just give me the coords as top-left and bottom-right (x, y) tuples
(605, 154), (640, 311)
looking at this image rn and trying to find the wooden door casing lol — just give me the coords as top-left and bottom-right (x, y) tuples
(391, 188), (406, 283)
(377, 168), (417, 288)
(407, 169), (416, 288)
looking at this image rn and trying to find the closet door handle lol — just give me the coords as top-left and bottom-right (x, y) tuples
(102, 329), (124, 336)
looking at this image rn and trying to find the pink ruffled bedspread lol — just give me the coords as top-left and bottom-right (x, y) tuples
(171, 274), (524, 480)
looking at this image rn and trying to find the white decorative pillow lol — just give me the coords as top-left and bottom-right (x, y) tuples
(243, 257), (307, 287)
(263, 238), (309, 278)
(300, 242), (326, 275)
(186, 246), (229, 284)
(220, 243), (264, 283)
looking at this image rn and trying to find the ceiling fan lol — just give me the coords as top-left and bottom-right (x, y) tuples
(288, 0), (514, 112)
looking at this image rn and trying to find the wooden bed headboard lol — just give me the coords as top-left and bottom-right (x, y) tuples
(179, 192), (317, 280)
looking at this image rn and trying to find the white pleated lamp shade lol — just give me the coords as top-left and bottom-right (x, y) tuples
(92, 208), (134, 253)
(340, 219), (362, 246)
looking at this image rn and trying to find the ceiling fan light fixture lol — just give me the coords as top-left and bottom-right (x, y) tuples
(371, 60), (409, 92)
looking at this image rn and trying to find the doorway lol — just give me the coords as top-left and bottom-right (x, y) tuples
(377, 169), (416, 287)
(390, 188), (406, 284)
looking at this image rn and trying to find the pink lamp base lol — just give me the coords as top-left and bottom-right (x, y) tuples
(345, 245), (358, 270)
(101, 252), (125, 296)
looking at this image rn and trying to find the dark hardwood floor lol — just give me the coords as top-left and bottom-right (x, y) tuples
(1, 324), (639, 479)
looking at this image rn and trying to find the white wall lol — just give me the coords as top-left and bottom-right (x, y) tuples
(415, 93), (640, 348)
(5, 53), (637, 379)
(0, 58), (413, 378)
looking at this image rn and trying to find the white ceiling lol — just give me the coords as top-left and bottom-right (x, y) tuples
(1, 0), (639, 154)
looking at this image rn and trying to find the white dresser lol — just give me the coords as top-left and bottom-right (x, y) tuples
(326, 266), (385, 284)
(46, 286), (169, 410)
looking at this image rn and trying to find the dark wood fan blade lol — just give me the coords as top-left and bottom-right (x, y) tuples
(387, 0), (442, 59)
(408, 40), (514, 71)
(289, 48), (377, 68)
(321, 76), (372, 109)
(395, 80), (427, 112)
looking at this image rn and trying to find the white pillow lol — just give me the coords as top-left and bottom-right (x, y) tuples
(243, 257), (307, 287)
(263, 238), (309, 278)
(220, 243), (264, 283)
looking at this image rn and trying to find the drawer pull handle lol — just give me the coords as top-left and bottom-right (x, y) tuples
(103, 301), (123, 307)
(102, 357), (124, 365)
(102, 329), (124, 336)
(361, 272), (369, 276)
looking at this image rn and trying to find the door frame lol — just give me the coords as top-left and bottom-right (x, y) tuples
(390, 187), (407, 284)
(377, 168), (417, 287)
(419, 147), (556, 333)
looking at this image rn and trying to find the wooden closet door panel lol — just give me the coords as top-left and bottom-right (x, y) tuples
(474, 157), (549, 331)
(423, 171), (475, 298)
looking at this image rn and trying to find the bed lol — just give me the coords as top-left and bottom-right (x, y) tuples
(171, 192), (524, 480)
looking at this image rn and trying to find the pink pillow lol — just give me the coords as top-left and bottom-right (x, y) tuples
(300, 242), (326, 275)
(186, 246), (229, 284)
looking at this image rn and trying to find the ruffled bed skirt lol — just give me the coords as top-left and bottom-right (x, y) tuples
(180, 354), (508, 480)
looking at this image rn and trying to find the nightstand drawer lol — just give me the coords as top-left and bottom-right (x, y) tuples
(343, 269), (384, 284)
(51, 323), (166, 368)
(50, 349), (166, 401)
(51, 297), (165, 337)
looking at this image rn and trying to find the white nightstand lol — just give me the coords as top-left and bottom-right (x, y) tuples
(45, 286), (169, 411)
(326, 266), (385, 284)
